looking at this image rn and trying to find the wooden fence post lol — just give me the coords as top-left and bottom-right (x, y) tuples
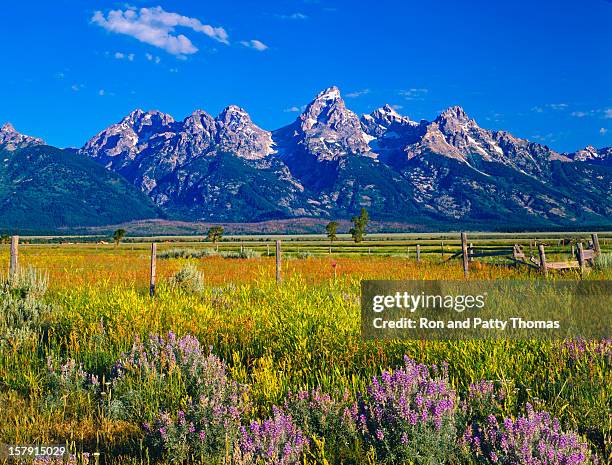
(329, 245), (332, 254)
(149, 243), (157, 297)
(441, 241), (445, 259)
(468, 243), (474, 262)
(416, 244), (421, 263)
(9, 235), (19, 277)
(267, 244), (270, 256)
(538, 244), (548, 277)
(591, 233), (601, 256)
(276, 240), (282, 284)
(576, 242), (585, 276)
(461, 232), (469, 279)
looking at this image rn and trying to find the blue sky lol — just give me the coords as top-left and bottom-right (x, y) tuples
(1, 0), (610, 151)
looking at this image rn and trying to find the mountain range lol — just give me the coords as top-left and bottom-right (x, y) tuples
(1, 87), (610, 231)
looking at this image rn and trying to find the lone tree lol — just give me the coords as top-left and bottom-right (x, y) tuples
(325, 221), (339, 243)
(207, 226), (224, 250)
(349, 208), (369, 243)
(112, 228), (126, 247)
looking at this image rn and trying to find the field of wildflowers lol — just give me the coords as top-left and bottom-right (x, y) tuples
(0, 240), (610, 464)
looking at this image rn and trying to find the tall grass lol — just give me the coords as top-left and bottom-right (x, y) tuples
(0, 245), (609, 464)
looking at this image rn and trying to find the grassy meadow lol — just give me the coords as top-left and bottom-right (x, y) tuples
(0, 235), (610, 464)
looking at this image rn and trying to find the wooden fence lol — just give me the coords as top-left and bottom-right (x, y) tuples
(451, 232), (602, 277)
(3, 232), (605, 290)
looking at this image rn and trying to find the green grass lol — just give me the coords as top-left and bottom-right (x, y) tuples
(0, 239), (610, 464)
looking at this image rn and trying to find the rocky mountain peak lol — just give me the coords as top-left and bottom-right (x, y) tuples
(298, 87), (357, 131)
(315, 86), (342, 102)
(569, 145), (611, 165)
(1, 122), (16, 132)
(183, 110), (216, 135)
(372, 104), (403, 122)
(217, 105), (252, 126)
(436, 105), (473, 126)
(284, 87), (375, 160)
(122, 109), (175, 132)
(0, 122), (45, 150)
(215, 105), (273, 159)
(366, 105), (417, 127)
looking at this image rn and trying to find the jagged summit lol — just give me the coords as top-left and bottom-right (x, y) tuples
(370, 104), (405, 123)
(314, 86), (342, 102)
(217, 105), (252, 124)
(0, 122), (44, 149)
(119, 109), (175, 129)
(71, 86), (611, 227)
(362, 105), (419, 137)
(569, 145), (611, 165)
(436, 105), (474, 126)
(1, 122), (15, 132)
(276, 86), (376, 161)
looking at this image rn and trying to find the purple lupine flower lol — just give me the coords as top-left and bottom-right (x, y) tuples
(463, 403), (595, 464)
(128, 333), (249, 461)
(562, 338), (611, 362)
(233, 407), (307, 465)
(356, 356), (457, 463)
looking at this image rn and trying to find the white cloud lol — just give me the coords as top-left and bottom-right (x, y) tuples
(92, 6), (229, 56)
(284, 106), (301, 112)
(276, 13), (308, 20)
(146, 53), (162, 64)
(71, 84), (84, 92)
(570, 108), (612, 119)
(114, 52), (134, 61)
(391, 104), (403, 110)
(547, 103), (568, 110)
(98, 89), (105, 96)
(240, 39), (268, 51)
(169, 68), (178, 73)
(400, 88), (428, 100)
(532, 133), (556, 143)
(346, 89), (370, 98)
(532, 103), (569, 113)
(600, 128), (608, 135)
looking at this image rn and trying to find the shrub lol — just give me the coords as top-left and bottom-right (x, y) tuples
(461, 380), (507, 425)
(3, 266), (48, 299)
(113, 332), (249, 462)
(0, 267), (52, 348)
(355, 356), (457, 465)
(149, 385), (248, 464)
(45, 357), (100, 410)
(170, 264), (205, 293)
(593, 253), (612, 270)
(158, 248), (216, 260)
(284, 387), (357, 459)
(232, 407), (307, 465)
(295, 251), (312, 260)
(461, 404), (596, 464)
(220, 249), (261, 259)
